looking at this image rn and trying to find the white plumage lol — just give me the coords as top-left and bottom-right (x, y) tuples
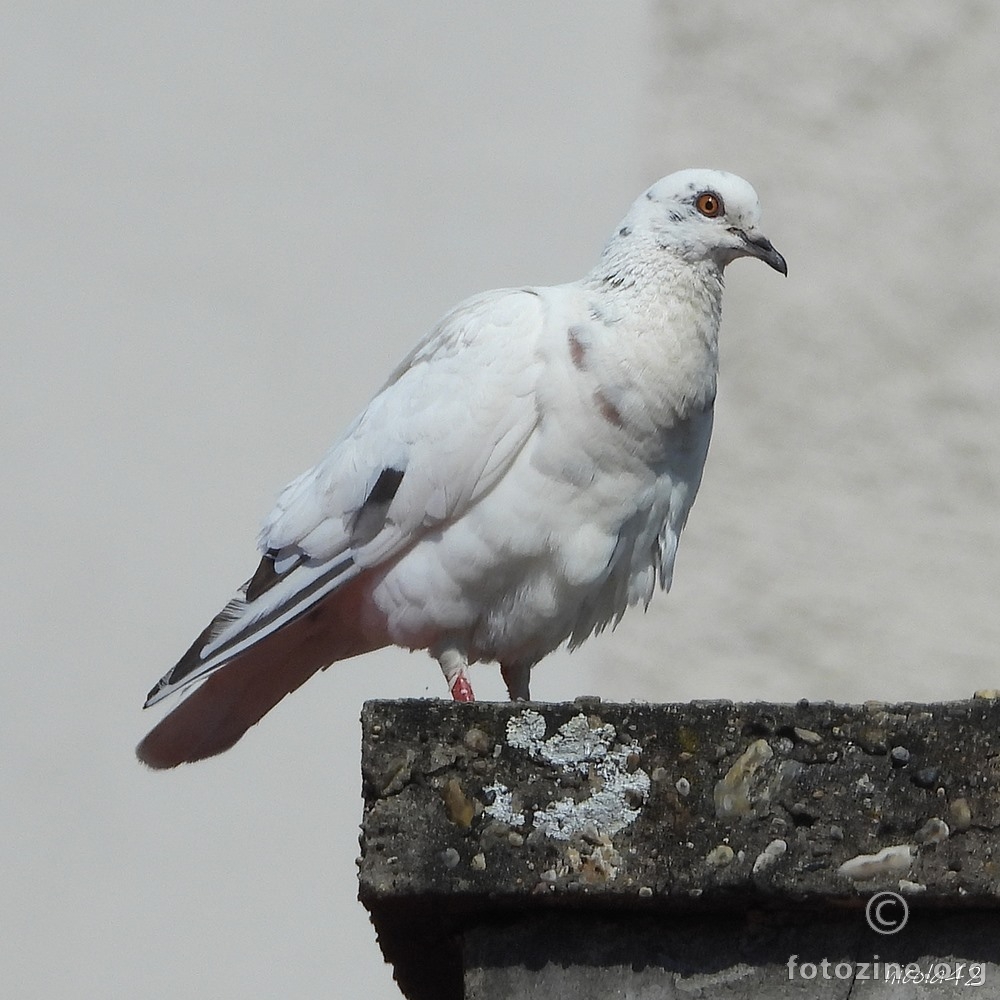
(138, 168), (785, 767)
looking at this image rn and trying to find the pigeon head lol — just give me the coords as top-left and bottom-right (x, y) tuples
(623, 169), (786, 276)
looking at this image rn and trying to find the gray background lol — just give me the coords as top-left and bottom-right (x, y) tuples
(3, 3), (998, 997)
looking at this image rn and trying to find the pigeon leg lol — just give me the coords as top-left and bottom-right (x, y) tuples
(439, 648), (475, 702)
(500, 661), (531, 701)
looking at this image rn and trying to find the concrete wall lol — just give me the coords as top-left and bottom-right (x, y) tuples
(360, 698), (1000, 999)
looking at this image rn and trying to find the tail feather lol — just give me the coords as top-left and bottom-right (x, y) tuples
(137, 574), (385, 768)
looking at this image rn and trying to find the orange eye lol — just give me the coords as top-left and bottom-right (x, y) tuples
(696, 192), (723, 218)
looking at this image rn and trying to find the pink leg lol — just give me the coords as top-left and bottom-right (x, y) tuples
(449, 675), (476, 702)
(439, 648), (476, 702)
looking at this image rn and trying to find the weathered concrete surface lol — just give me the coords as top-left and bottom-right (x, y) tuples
(359, 698), (1000, 999)
(465, 913), (1000, 999)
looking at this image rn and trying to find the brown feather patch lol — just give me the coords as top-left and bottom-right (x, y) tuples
(594, 389), (624, 428)
(567, 326), (587, 370)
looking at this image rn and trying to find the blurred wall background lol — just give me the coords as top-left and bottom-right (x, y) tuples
(2, 3), (997, 998)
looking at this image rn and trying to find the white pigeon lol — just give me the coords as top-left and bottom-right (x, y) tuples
(137, 169), (785, 768)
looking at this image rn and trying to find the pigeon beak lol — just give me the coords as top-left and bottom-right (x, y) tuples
(739, 230), (787, 276)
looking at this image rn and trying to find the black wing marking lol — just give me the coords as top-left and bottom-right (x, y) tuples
(350, 467), (405, 547)
(245, 548), (301, 603)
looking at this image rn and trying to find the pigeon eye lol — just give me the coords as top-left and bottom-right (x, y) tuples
(696, 192), (723, 218)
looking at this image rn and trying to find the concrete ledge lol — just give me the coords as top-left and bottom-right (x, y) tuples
(358, 698), (1000, 998)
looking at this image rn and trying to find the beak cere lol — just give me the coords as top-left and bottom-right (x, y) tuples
(741, 231), (787, 276)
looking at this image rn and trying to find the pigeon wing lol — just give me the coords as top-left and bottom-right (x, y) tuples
(144, 287), (547, 707)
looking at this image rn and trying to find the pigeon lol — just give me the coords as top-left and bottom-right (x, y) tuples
(137, 169), (786, 768)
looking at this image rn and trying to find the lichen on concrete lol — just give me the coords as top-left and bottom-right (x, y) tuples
(486, 709), (650, 842)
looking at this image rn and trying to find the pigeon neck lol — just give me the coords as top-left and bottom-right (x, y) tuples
(591, 233), (720, 289)
(586, 240), (725, 351)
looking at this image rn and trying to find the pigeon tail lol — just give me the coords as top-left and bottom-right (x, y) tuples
(137, 574), (385, 768)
